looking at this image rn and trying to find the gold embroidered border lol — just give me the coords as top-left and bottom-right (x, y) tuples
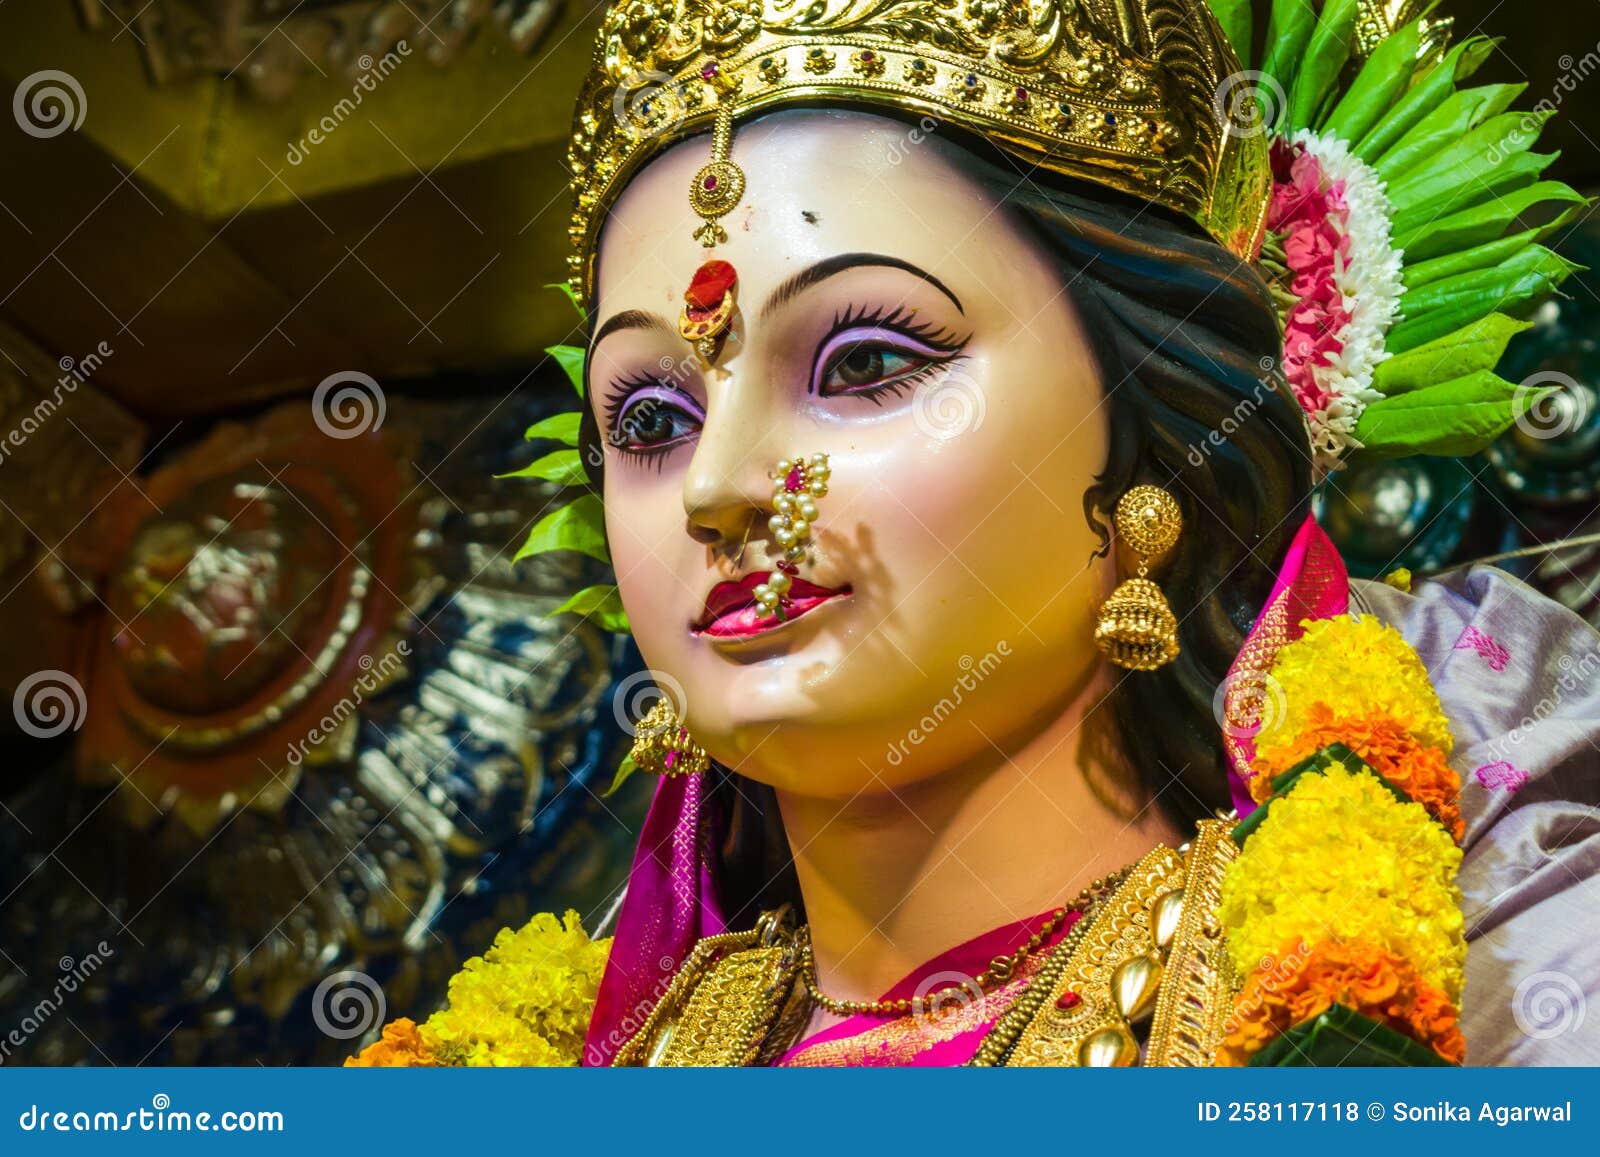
(1145, 818), (1239, 1067)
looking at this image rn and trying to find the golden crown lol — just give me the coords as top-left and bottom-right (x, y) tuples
(566, 0), (1273, 305)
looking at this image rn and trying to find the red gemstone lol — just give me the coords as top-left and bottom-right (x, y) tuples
(684, 259), (737, 309)
(784, 466), (803, 492)
(703, 174), (718, 190)
(701, 62), (719, 81)
(776, 559), (798, 575)
(1055, 991), (1081, 1011)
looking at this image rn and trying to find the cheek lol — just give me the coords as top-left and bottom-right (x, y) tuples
(605, 475), (688, 651)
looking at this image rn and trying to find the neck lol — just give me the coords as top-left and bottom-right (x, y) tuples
(775, 672), (1187, 1009)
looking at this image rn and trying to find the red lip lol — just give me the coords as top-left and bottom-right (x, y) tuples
(692, 571), (851, 638)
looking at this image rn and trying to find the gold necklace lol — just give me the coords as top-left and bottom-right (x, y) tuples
(798, 869), (1131, 1018)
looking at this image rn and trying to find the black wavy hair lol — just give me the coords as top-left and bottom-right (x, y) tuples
(580, 116), (1315, 928)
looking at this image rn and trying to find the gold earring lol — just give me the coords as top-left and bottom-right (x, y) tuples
(1094, 485), (1182, 671)
(629, 700), (710, 777)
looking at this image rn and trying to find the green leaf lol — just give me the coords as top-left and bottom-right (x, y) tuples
(1207, 0), (1254, 70)
(549, 583), (629, 633)
(1353, 370), (1530, 457)
(1388, 149), (1557, 240)
(513, 494), (610, 564)
(523, 411), (582, 446)
(498, 449), (588, 486)
(1394, 245), (1577, 348)
(1404, 226), (1552, 289)
(1374, 85), (1526, 184)
(603, 753), (640, 798)
(545, 281), (584, 318)
(1323, 20), (1421, 144)
(1372, 313), (1531, 397)
(1289, 0), (1360, 131)
(547, 344), (587, 398)
(1393, 181), (1589, 260)
(1260, 0), (1317, 104)
(1385, 108), (1551, 208)
(1353, 36), (1496, 163)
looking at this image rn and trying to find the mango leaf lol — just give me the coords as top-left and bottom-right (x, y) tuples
(1353, 371), (1531, 457)
(604, 753), (640, 798)
(1389, 246), (1577, 352)
(1403, 226), (1547, 289)
(1372, 314), (1531, 397)
(514, 494), (610, 564)
(523, 411), (582, 446)
(549, 583), (629, 633)
(1374, 85), (1526, 184)
(547, 343), (587, 398)
(1207, 0), (1253, 70)
(1353, 36), (1495, 163)
(498, 449), (588, 486)
(1394, 182), (1589, 261)
(1389, 149), (1557, 239)
(1289, 0), (1359, 132)
(1259, 0), (1318, 109)
(1323, 20), (1421, 143)
(545, 281), (584, 318)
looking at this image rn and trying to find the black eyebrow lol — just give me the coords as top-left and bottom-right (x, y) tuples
(758, 253), (965, 322)
(590, 308), (673, 351)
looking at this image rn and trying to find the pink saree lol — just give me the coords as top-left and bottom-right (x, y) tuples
(775, 908), (1082, 1066)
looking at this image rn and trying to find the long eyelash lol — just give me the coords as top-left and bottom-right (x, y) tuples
(845, 362), (951, 407)
(828, 302), (968, 351)
(600, 372), (676, 428)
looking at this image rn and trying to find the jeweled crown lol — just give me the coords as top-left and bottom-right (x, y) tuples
(567, 0), (1273, 305)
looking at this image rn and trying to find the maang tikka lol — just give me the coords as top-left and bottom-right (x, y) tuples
(679, 99), (744, 363)
(1094, 485), (1182, 671)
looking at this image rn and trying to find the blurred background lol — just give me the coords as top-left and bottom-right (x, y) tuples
(0, 0), (1596, 1064)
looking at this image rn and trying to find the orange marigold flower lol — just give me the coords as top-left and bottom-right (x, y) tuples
(1217, 939), (1465, 1066)
(344, 1018), (440, 1067)
(1249, 705), (1465, 842)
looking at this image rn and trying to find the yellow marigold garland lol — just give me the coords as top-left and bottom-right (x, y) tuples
(347, 909), (610, 1068)
(1218, 613), (1469, 1065)
(1259, 615), (1453, 755)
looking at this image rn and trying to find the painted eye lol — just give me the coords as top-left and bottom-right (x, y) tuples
(613, 394), (699, 451)
(821, 343), (924, 393)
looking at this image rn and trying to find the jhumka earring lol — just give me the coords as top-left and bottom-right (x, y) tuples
(1094, 484), (1182, 671)
(629, 700), (709, 778)
(679, 100), (744, 363)
(753, 453), (830, 620)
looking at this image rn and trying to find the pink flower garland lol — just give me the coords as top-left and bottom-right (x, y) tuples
(1269, 141), (1352, 419)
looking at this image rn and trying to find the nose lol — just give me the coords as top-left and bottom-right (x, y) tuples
(682, 391), (782, 546)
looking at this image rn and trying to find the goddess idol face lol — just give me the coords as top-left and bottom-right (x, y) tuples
(589, 109), (1118, 799)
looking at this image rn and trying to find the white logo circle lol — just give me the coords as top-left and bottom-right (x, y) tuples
(13, 670), (87, 738)
(1514, 372), (1590, 441)
(612, 669), (689, 738)
(14, 71), (87, 139)
(1213, 71), (1285, 141)
(311, 371), (386, 439)
(311, 970), (387, 1040)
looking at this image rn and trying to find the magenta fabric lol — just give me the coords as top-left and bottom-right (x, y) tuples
(776, 908), (1081, 1067)
(583, 772), (725, 1066)
(1221, 513), (1349, 817)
